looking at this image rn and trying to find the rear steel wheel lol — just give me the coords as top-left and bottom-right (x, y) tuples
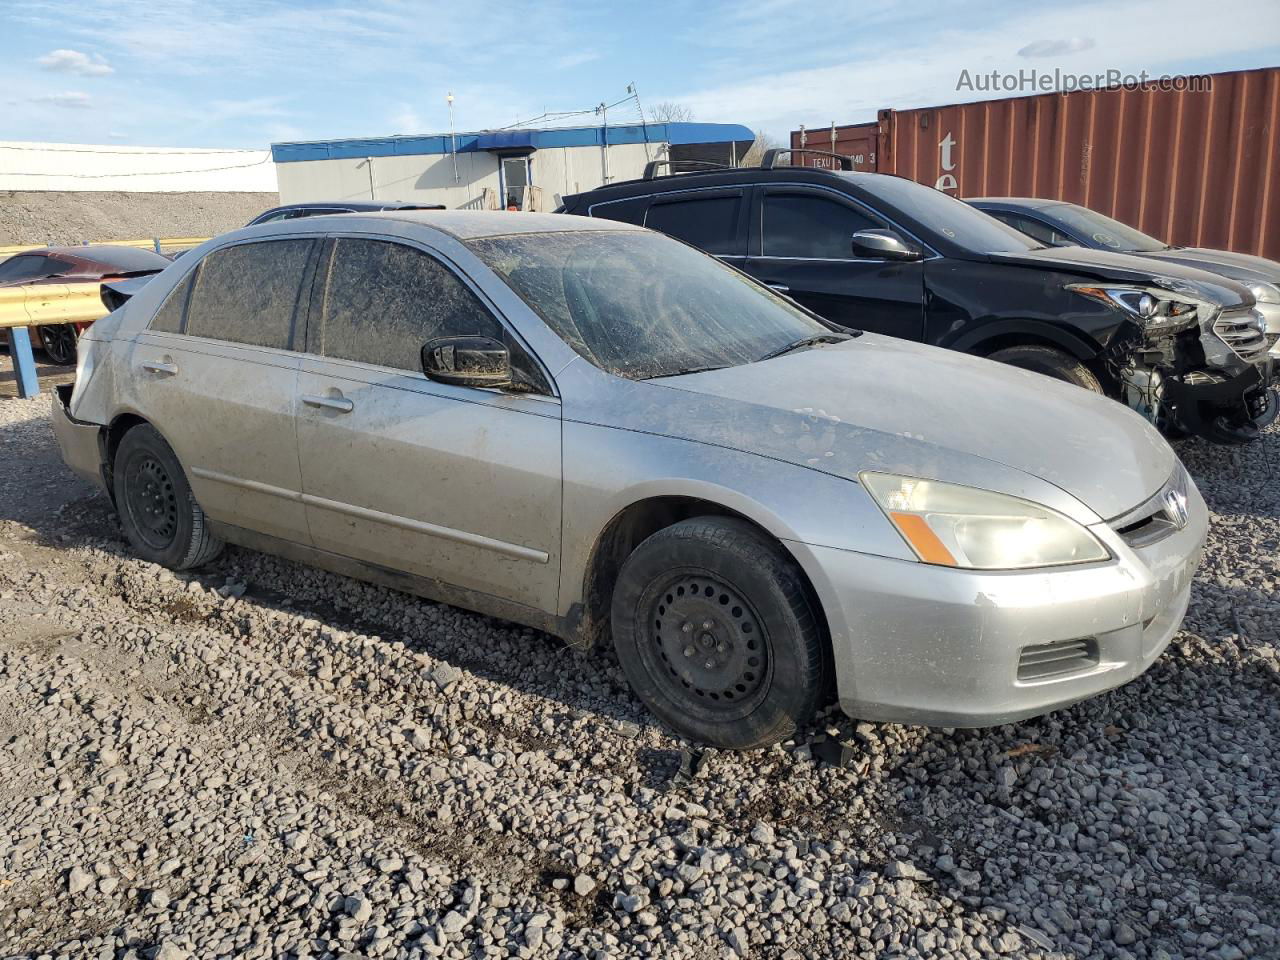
(114, 424), (223, 569)
(123, 455), (180, 552)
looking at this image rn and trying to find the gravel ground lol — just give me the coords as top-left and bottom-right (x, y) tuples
(0, 192), (279, 247)
(0, 393), (1276, 960)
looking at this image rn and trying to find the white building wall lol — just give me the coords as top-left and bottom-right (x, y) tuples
(0, 141), (277, 192)
(275, 141), (666, 209)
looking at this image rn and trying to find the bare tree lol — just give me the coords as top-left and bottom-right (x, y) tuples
(740, 130), (783, 167)
(646, 101), (696, 123)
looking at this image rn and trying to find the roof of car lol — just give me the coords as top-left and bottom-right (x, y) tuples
(32, 245), (173, 270)
(562, 164), (906, 207)
(265, 209), (643, 241)
(267, 200), (441, 212)
(967, 197), (1064, 210)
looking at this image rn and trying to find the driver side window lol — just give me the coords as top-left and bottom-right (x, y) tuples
(762, 194), (880, 259)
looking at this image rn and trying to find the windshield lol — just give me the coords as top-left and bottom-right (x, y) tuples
(468, 230), (837, 380)
(1047, 204), (1168, 252)
(850, 175), (1040, 253)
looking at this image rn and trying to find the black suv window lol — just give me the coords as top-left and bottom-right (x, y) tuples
(185, 239), (312, 349)
(645, 195), (743, 255)
(315, 238), (503, 371)
(762, 194), (879, 259)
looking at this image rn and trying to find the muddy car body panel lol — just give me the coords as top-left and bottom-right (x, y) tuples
(56, 211), (1206, 733)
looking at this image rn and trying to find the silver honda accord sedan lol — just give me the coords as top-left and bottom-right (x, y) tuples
(52, 211), (1207, 749)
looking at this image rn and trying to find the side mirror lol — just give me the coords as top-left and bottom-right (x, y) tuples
(421, 335), (512, 388)
(851, 228), (923, 261)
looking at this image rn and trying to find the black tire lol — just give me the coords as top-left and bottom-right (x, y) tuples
(988, 344), (1104, 393)
(38, 324), (78, 366)
(610, 517), (828, 750)
(114, 424), (223, 569)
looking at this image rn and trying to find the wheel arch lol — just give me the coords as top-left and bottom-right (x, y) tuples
(950, 319), (1101, 361)
(101, 410), (153, 501)
(571, 492), (831, 655)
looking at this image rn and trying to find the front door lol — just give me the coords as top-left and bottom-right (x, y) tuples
(295, 236), (562, 612)
(745, 186), (926, 340)
(501, 156), (531, 210)
(127, 238), (315, 544)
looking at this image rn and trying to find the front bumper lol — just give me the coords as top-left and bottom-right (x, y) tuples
(789, 479), (1207, 727)
(1164, 363), (1272, 440)
(50, 385), (107, 492)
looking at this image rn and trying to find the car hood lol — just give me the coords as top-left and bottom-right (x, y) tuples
(1129, 247), (1280, 286)
(615, 335), (1176, 522)
(988, 245), (1253, 306)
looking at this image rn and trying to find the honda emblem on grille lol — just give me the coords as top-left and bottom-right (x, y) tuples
(1162, 487), (1189, 530)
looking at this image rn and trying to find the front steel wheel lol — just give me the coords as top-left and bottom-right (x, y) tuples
(611, 517), (828, 749)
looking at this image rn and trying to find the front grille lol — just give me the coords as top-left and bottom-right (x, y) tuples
(1213, 308), (1270, 364)
(1109, 467), (1191, 548)
(1017, 638), (1099, 681)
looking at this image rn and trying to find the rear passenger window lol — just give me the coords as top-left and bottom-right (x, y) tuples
(645, 196), (742, 255)
(149, 272), (195, 333)
(185, 240), (312, 349)
(316, 239), (503, 371)
(762, 194), (880, 259)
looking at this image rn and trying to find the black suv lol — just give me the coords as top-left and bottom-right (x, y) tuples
(559, 152), (1274, 443)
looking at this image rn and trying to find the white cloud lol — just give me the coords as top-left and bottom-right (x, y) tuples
(36, 48), (113, 76)
(555, 51), (600, 70)
(1018, 37), (1096, 58)
(388, 104), (425, 134)
(33, 91), (93, 109)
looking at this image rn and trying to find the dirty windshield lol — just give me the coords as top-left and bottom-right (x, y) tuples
(468, 230), (837, 380)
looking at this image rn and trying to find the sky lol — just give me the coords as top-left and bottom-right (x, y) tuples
(2, 0), (1279, 149)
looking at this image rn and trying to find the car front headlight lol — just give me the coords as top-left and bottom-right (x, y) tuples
(1066, 281), (1211, 333)
(1248, 281), (1280, 305)
(861, 473), (1110, 570)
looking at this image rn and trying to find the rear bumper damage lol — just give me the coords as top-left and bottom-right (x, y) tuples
(51, 384), (107, 492)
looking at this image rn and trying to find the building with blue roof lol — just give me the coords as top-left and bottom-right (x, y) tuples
(270, 121), (754, 210)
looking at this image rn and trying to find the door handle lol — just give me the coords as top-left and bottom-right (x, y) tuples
(141, 360), (178, 376)
(302, 394), (354, 413)
(767, 284), (790, 293)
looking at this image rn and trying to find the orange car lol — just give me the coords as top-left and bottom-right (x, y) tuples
(0, 245), (171, 364)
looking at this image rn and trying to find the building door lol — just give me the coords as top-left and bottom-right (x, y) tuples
(501, 156), (530, 209)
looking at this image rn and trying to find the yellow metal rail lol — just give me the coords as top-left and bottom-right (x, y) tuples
(0, 237), (209, 258)
(0, 281), (108, 331)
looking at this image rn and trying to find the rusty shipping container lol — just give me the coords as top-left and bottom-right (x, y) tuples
(790, 66), (1280, 261)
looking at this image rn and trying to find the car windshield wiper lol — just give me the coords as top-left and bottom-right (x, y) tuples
(756, 333), (853, 363)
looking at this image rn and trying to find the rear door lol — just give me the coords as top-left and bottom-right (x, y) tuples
(744, 185), (926, 340)
(127, 238), (315, 544)
(294, 235), (562, 612)
(642, 188), (748, 264)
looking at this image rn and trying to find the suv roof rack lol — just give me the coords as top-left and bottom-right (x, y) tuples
(760, 148), (854, 171)
(641, 159), (733, 180)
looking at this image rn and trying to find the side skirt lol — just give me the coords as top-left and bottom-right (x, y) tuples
(206, 520), (577, 644)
